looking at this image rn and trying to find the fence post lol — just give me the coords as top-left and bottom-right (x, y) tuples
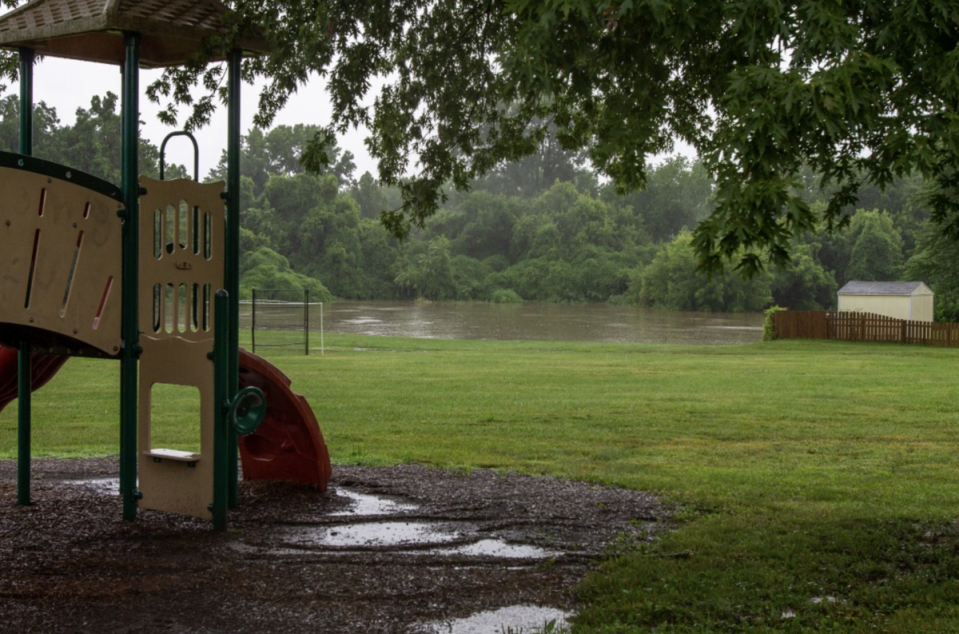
(305, 289), (310, 356)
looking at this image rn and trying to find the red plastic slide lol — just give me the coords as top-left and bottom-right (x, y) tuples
(238, 349), (332, 491)
(0, 344), (331, 492)
(0, 346), (68, 414)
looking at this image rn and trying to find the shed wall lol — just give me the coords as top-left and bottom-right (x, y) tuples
(911, 294), (935, 322)
(837, 295), (934, 322)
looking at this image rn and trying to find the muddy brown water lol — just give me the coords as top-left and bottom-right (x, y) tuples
(0, 458), (668, 633)
(243, 300), (764, 346)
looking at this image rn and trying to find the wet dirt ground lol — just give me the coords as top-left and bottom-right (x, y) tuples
(0, 458), (668, 633)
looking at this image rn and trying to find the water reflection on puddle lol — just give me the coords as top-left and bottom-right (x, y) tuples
(331, 488), (418, 516)
(69, 478), (120, 495)
(434, 539), (556, 559)
(423, 605), (569, 634)
(285, 487), (560, 560)
(285, 521), (558, 559)
(293, 521), (462, 548)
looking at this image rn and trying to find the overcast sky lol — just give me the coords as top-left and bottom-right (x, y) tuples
(25, 56), (378, 181)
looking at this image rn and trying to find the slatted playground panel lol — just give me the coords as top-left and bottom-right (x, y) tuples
(0, 160), (123, 356)
(136, 175), (226, 520)
(774, 311), (959, 348)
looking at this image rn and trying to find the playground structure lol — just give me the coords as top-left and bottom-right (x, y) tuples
(0, 0), (331, 528)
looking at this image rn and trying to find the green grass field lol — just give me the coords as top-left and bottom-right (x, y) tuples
(2, 336), (959, 632)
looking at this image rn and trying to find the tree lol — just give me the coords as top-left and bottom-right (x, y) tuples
(239, 246), (331, 300)
(56, 92), (188, 184)
(394, 237), (456, 300)
(124, 1), (957, 274)
(635, 231), (772, 312)
(0, 93), (186, 183)
(474, 123), (588, 198)
(905, 223), (959, 322)
(845, 210), (904, 282)
(0, 94), (61, 159)
(208, 124), (355, 194)
(770, 244), (838, 310)
(604, 156), (714, 243)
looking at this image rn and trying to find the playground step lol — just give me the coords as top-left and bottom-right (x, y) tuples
(144, 449), (200, 465)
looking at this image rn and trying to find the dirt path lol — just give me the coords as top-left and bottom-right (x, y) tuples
(0, 459), (667, 633)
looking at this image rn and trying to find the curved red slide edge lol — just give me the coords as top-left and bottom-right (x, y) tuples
(0, 345), (68, 415)
(0, 345), (331, 492)
(237, 349), (332, 492)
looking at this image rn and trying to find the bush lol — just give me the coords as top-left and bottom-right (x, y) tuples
(490, 289), (523, 303)
(763, 305), (787, 341)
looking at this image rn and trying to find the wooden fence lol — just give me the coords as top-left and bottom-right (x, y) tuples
(773, 311), (959, 348)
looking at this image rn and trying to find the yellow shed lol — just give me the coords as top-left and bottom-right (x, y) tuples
(837, 281), (935, 322)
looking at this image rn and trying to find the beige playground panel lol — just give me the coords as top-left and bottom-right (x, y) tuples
(137, 176), (226, 520)
(0, 165), (123, 356)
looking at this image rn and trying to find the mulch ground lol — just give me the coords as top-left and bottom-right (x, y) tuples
(0, 458), (668, 633)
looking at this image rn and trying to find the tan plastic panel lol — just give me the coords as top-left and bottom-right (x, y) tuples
(138, 177), (225, 340)
(0, 166), (123, 356)
(137, 337), (215, 519)
(136, 176), (226, 520)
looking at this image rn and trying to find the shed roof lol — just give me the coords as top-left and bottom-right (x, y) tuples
(837, 281), (933, 296)
(0, 0), (269, 67)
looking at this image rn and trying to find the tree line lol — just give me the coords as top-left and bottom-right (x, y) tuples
(5, 96), (955, 320)
(223, 122), (950, 319)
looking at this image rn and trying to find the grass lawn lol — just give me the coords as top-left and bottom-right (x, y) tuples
(2, 336), (959, 632)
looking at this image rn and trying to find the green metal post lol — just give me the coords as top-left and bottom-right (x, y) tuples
(119, 32), (141, 521)
(226, 48), (242, 508)
(16, 47), (34, 506)
(18, 48), (32, 154)
(212, 289), (230, 530)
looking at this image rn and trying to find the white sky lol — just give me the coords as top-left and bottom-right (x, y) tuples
(26, 57), (378, 182)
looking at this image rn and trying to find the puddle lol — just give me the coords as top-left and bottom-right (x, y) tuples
(69, 478), (120, 495)
(331, 488), (418, 516)
(292, 521), (463, 548)
(281, 522), (558, 559)
(434, 539), (558, 559)
(423, 605), (569, 634)
(274, 489), (562, 559)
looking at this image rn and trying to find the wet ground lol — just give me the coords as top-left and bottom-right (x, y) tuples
(0, 458), (667, 633)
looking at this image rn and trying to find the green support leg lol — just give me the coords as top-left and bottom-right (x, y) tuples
(119, 32), (141, 521)
(227, 49), (243, 508)
(16, 47), (34, 507)
(213, 290), (230, 530)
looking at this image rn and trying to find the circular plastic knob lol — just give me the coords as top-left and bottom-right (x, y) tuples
(229, 386), (267, 436)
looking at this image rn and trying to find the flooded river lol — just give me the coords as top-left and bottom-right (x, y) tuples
(305, 301), (763, 345)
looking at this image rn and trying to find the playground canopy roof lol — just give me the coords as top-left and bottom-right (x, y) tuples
(0, 0), (269, 67)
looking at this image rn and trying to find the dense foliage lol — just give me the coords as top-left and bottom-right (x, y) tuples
(222, 122), (944, 314)
(30, 0), (947, 277)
